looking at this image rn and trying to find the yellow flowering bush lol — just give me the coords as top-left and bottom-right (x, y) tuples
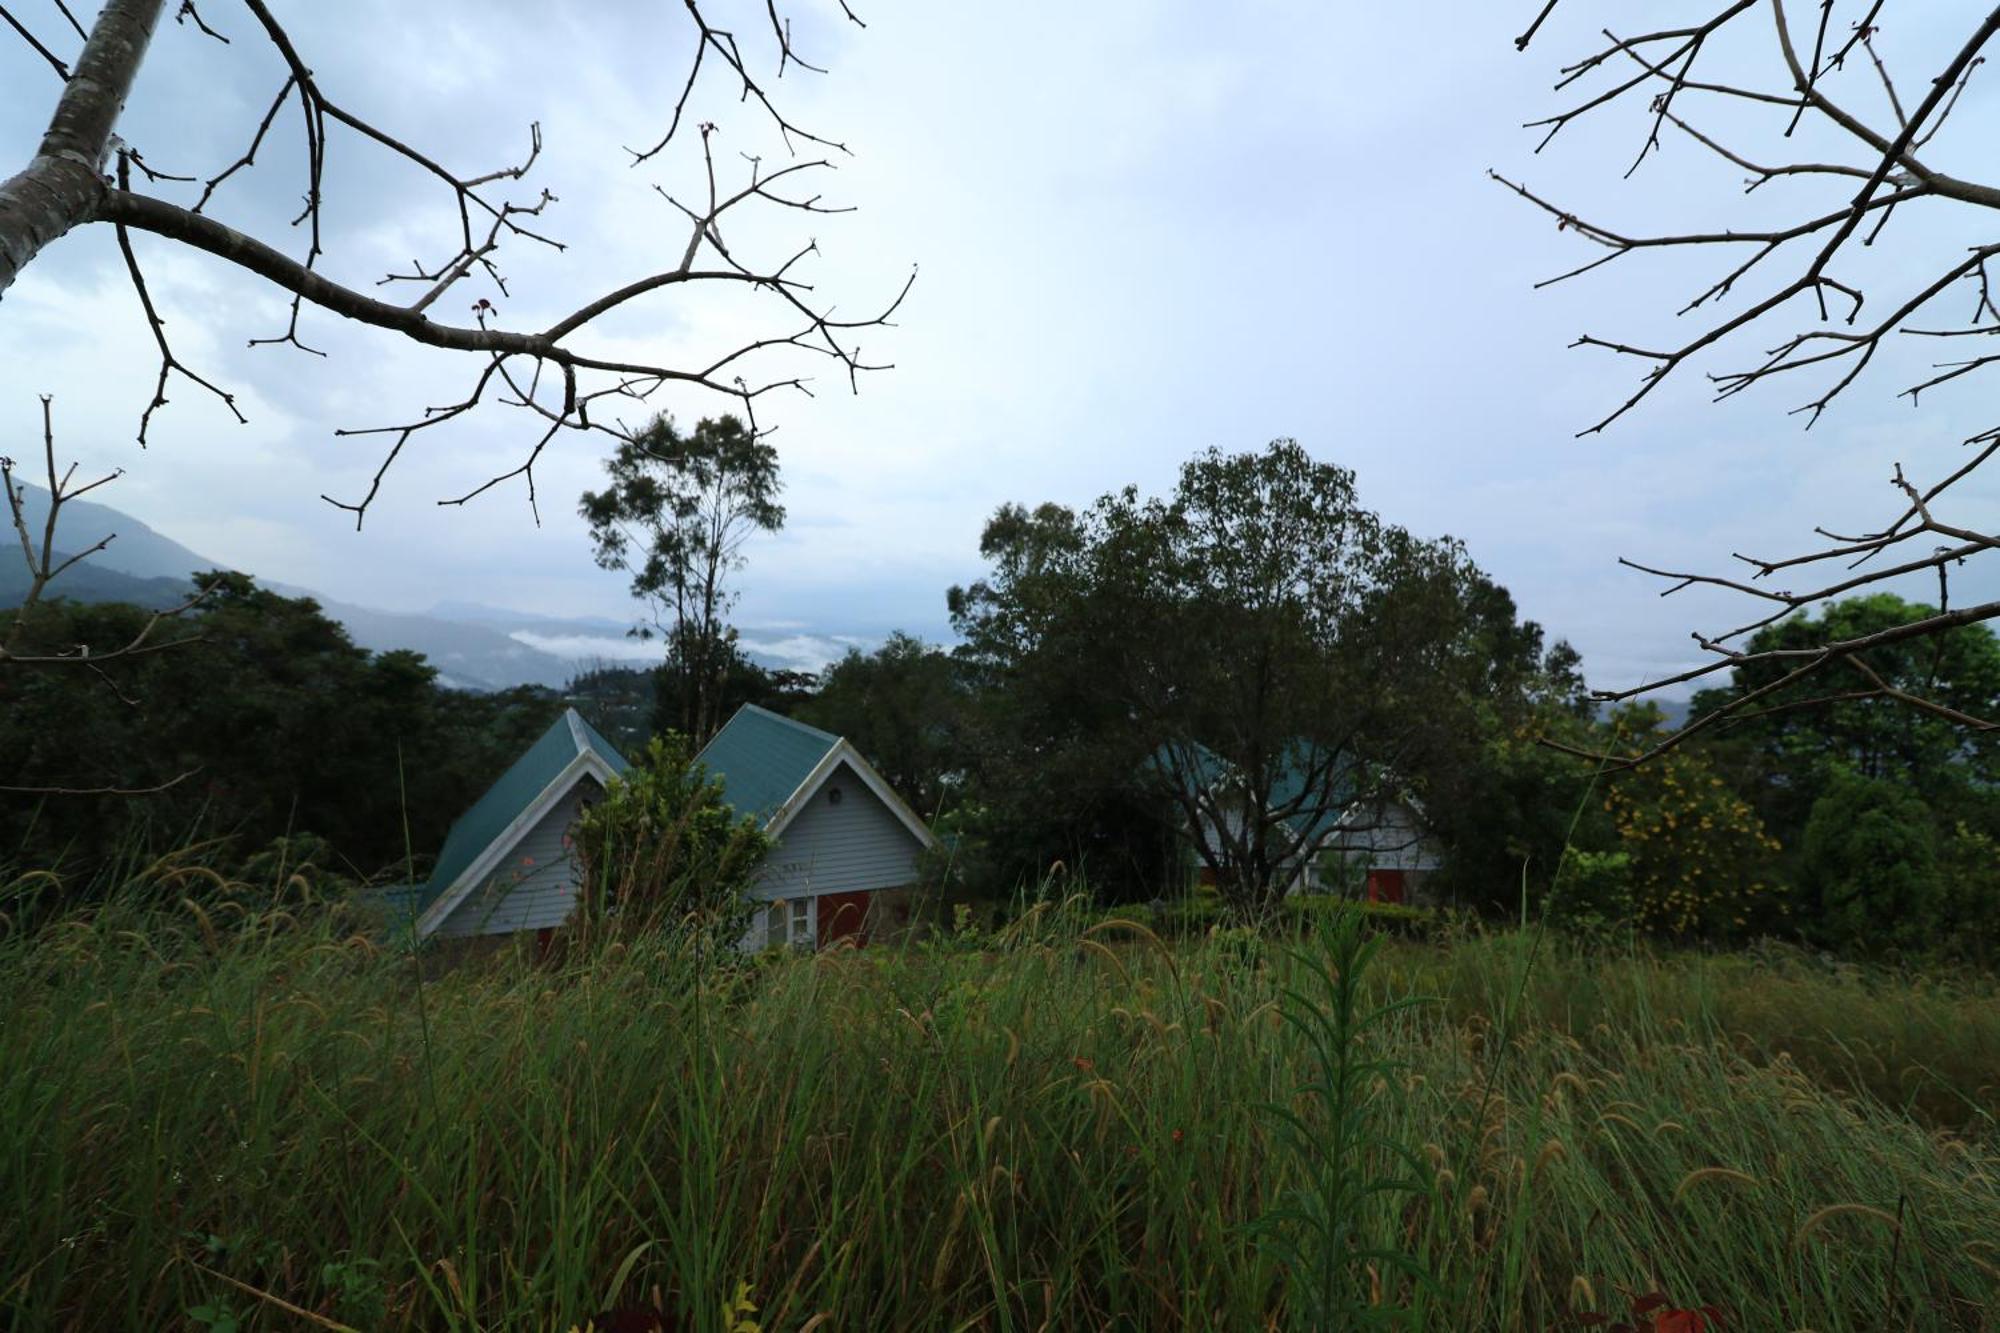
(1602, 708), (1785, 940)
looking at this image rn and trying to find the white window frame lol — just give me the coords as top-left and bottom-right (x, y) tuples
(763, 897), (816, 950)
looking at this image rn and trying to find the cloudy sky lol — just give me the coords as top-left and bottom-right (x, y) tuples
(4, 2), (1996, 683)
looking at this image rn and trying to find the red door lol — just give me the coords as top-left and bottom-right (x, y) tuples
(816, 891), (871, 948)
(1365, 870), (1406, 905)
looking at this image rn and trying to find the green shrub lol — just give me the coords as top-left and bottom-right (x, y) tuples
(1937, 821), (2000, 966)
(1284, 894), (1440, 940)
(571, 735), (771, 942)
(1800, 771), (1940, 954)
(1545, 847), (1634, 938)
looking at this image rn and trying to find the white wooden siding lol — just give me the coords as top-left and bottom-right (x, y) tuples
(1327, 802), (1441, 871)
(751, 760), (924, 901)
(433, 780), (597, 937)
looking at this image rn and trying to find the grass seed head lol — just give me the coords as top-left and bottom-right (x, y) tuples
(1795, 1202), (1902, 1246)
(1672, 1167), (1760, 1205)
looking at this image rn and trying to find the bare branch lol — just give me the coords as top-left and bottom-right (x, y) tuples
(4, 0), (905, 536)
(1, 3), (72, 78)
(1508, 2), (2000, 754)
(114, 151), (244, 444)
(3, 395), (208, 672)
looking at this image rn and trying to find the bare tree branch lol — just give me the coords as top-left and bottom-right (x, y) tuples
(3, 394), (207, 670)
(2, 0), (905, 525)
(1511, 1), (2000, 753)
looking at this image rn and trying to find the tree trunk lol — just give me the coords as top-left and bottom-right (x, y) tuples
(0, 0), (167, 295)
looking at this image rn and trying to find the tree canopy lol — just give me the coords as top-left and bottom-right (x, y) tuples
(951, 439), (1572, 912)
(581, 414), (784, 744)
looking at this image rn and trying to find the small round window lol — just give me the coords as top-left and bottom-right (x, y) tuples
(828, 786), (844, 805)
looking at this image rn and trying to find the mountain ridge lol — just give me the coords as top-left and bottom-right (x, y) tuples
(5, 484), (608, 691)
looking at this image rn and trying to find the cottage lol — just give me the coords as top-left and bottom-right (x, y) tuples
(388, 703), (935, 950)
(1318, 795), (1442, 904)
(1172, 741), (1443, 903)
(697, 704), (937, 951)
(398, 708), (630, 941)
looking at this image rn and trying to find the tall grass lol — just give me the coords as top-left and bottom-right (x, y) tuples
(1, 873), (1995, 1330)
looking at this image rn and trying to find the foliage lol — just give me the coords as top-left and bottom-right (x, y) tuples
(1546, 848), (1635, 939)
(1799, 771), (1941, 956)
(1937, 822), (2000, 968)
(1422, 700), (1608, 914)
(944, 500), (1183, 901)
(646, 639), (814, 744)
(1255, 905), (1434, 1324)
(3, 883), (1995, 1329)
(950, 440), (1573, 913)
(0, 573), (574, 881)
(796, 632), (965, 820)
(562, 665), (659, 757)
(1690, 595), (2000, 840)
(570, 735), (770, 942)
(1601, 706), (1784, 942)
(580, 414), (785, 743)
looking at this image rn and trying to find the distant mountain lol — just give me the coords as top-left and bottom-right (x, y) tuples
(6, 484), (585, 692)
(8, 480), (216, 584)
(0, 552), (193, 611)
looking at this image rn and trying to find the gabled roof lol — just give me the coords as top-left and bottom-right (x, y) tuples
(411, 708), (628, 935)
(698, 703), (937, 851)
(695, 704), (840, 823)
(1156, 737), (1356, 846)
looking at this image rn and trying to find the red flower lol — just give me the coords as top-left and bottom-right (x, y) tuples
(1171, 1129), (1184, 1144)
(1071, 1056), (1095, 1073)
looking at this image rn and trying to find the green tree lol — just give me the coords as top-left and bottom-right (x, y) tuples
(1425, 704), (1608, 916)
(1799, 771), (1941, 956)
(1411, 579), (1598, 913)
(797, 632), (964, 819)
(947, 501), (1189, 902)
(644, 640), (814, 744)
(1691, 595), (2000, 841)
(580, 414), (784, 744)
(1600, 705), (1785, 942)
(1936, 822), (2000, 966)
(1, 573), (570, 884)
(571, 736), (771, 944)
(952, 440), (1546, 914)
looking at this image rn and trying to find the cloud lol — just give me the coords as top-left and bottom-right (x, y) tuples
(508, 631), (658, 664)
(5, 3), (1995, 701)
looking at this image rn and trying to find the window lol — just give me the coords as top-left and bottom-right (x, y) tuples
(763, 898), (812, 950)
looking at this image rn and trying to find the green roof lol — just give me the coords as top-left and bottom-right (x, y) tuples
(695, 704), (839, 824)
(417, 709), (629, 915)
(1156, 738), (1354, 846)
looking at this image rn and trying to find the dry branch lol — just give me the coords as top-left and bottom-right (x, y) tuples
(1, 0), (907, 523)
(1511, 0), (2000, 758)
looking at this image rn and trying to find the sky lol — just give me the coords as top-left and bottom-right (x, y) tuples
(4, 2), (1997, 684)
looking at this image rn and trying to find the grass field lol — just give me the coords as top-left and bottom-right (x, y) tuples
(2, 877), (1996, 1331)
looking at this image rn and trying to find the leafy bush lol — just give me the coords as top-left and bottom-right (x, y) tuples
(1799, 771), (1940, 955)
(571, 735), (770, 942)
(1152, 892), (1440, 941)
(1545, 848), (1634, 938)
(1601, 708), (1784, 941)
(1937, 821), (2000, 966)
(1284, 894), (1440, 940)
